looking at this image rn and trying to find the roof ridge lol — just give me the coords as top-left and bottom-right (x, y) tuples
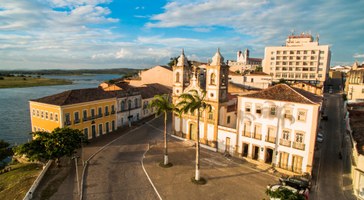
(288, 85), (317, 105)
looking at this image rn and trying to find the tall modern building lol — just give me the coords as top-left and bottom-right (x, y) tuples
(262, 33), (331, 84)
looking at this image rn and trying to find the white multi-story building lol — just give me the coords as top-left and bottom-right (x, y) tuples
(236, 84), (322, 173)
(229, 71), (272, 89)
(262, 33), (331, 84)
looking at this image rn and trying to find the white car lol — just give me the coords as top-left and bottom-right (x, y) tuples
(267, 184), (309, 200)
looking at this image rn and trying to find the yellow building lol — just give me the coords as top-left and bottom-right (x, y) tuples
(29, 88), (117, 139)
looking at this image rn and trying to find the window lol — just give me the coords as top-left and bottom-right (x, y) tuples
(50, 113), (53, 120)
(98, 107), (102, 117)
(91, 109), (95, 118)
(74, 112), (80, 123)
(208, 112), (213, 120)
(295, 132), (304, 143)
(243, 121), (251, 136)
(121, 100), (125, 111)
(210, 73), (216, 85)
(55, 114), (58, 121)
(297, 110), (306, 121)
(41, 111), (44, 118)
(33, 127), (37, 132)
(227, 116), (231, 124)
(176, 72), (180, 83)
(32, 109), (35, 116)
(134, 98), (138, 108)
(245, 104), (251, 113)
(65, 113), (70, 124)
(362, 89), (364, 93)
(111, 105), (115, 113)
(105, 106), (109, 115)
(45, 112), (48, 119)
(255, 105), (262, 114)
(128, 100), (132, 110)
(283, 130), (290, 140)
(284, 109), (292, 119)
(270, 106), (276, 116)
(83, 110), (87, 120)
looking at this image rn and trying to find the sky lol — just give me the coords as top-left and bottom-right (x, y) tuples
(0, 0), (364, 70)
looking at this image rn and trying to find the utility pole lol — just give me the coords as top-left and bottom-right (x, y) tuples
(72, 154), (80, 197)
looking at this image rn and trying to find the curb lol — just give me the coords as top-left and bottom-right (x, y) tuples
(23, 160), (53, 200)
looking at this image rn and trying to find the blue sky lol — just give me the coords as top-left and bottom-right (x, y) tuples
(0, 0), (363, 70)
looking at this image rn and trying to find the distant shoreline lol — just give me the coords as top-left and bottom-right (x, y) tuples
(0, 76), (72, 89)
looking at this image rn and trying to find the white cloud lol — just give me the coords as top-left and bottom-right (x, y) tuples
(354, 53), (364, 58)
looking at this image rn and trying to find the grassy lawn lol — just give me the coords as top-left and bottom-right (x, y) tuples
(0, 77), (72, 88)
(0, 163), (43, 200)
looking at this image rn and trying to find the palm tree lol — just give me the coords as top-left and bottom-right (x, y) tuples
(177, 89), (211, 182)
(149, 94), (174, 166)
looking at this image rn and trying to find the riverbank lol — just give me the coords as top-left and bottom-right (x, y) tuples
(0, 77), (72, 89)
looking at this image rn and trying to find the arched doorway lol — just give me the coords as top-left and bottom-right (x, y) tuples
(189, 123), (197, 141)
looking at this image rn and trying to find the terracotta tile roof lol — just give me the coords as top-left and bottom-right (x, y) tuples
(137, 84), (172, 99)
(31, 88), (118, 106)
(227, 104), (237, 112)
(241, 84), (322, 104)
(245, 72), (270, 76)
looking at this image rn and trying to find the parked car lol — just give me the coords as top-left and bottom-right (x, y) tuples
(279, 175), (312, 191)
(317, 132), (324, 143)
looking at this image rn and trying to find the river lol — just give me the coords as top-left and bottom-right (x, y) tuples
(0, 74), (122, 145)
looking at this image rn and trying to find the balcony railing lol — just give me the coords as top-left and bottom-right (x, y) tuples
(98, 114), (103, 118)
(118, 106), (142, 113)
(64, 120), (71, 126)
(279, 139), (291, 147)
(242, 131), (251, 138)
(74, 119), (80, 124)
(111, 110), (115, 115)
(265, 136), (276, 143)
(105, 112), (109, 116)
(253, 133), (262, 140)
(292, 142), (305, 150)
(83, 118), (88, 122)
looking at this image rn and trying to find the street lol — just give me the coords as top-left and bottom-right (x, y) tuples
(312, 79), (355, 200)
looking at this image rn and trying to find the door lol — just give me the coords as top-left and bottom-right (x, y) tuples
(106, 122), (110, 133)
(265, 148), (273, 164)
(83, 128), (89, 139)
(242, 143), (249, 157)
(292, 155), (303, 173)
(225, 137), (231, 153)
(252, 146), (259, 160)
(112, 120), (115, 131)
(279, 152), (289, 169)
(91, 125), (96, 139)
(99, 124), (103, 136)
(189, 123), (197, 140)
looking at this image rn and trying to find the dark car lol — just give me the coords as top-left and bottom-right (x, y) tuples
(279, 176), (311, 191)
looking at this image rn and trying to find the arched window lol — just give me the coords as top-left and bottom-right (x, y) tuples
(128, 100), (132, 110)
(176, 72), (180, 83)
(121, 100), (125, 111)
(210, 73), (216, 85)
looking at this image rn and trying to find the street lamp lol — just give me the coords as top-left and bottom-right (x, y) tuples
(72, 154), (80, 196)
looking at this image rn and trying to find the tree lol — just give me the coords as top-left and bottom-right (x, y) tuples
(266, 186), (305, 200)
(0, 140), (12, 165)
(176, 89), (212, 182)
(14, 128), (87, 165)
(149, 94), (174, 167)
(255, 66), (263, 72)
(167, 57), (179, 68)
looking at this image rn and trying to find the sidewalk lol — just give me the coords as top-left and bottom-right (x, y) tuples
(143, 139), (279, 200)
(32, 116), (156, 200)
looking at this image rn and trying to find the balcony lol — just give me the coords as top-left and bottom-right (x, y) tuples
(98, 114), (103, 118)
(64, 120), (71, 126)
(74, 119), (80, 124)
(292, 142), (305, 150)
(111, 110), (115, 115)
(265, 136), (276, 143)
(279, 139), (291, 147)
(82, 118), (88, 122)
(105, 112), (109, 116)
(242, 131), (251, 138)
(253, 133), (262, 140)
